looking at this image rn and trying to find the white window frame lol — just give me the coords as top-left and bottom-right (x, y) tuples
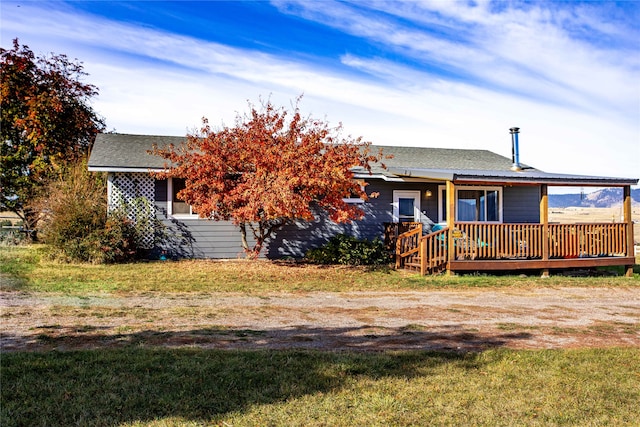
(392, 190), (421, 222)
(167, 177), (198, 218)
(342, 197), (366, 204)
(438, 185), (503, 223)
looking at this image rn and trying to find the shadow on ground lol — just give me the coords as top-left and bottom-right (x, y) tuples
(2, 346), (490, 426)
(1, 324), (532, 353)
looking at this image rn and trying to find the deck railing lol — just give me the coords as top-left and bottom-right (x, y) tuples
(548, 223), (628, 258)
(456, 223), (544, 259)
(395, 224), (422, 269)
(384, 222), (422, 251)
(419, 228), (449, 274)
(455, 222), (628, 260)
(392, 222), (631, 274)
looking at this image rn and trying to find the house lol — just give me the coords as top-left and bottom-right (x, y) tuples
(88, 131), (637, 276)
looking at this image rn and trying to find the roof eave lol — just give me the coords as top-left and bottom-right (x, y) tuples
(87, 166), (167, 173)
(388, 167), (638, 187)
(456, 176), (638, 187)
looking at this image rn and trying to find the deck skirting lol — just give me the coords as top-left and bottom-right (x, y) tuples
(448, 256), (636, 272)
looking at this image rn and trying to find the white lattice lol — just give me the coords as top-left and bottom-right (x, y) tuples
(108, 173), (156, 248)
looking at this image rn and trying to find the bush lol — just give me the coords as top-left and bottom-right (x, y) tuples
(305, 234), (391, 266)
(82, 209), (139, 263)
(31, 160), (107, 246)
(31, 160), (164, 263)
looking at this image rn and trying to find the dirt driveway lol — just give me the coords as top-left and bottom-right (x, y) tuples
(1, 287), (639, 352)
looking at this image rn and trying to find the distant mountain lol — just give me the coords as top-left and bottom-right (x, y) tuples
(549, 188), (640, 208)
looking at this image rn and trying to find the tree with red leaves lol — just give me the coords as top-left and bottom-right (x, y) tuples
(153, 98), (385, 258)
(1, 39), (105, 237)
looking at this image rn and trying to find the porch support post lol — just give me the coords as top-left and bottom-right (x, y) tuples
(623, 185), (634, 277)
(446, 180), (456, 275)
(540, 184), (550, 277)
(420, 237), (427, 276)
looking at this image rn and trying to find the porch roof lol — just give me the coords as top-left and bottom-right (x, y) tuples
(386, 167), (638, 187)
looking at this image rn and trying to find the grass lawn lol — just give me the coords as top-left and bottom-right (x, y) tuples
(1, 245), (638, 294)
(2, 348), (639, 426)
(1, 245), (639, 426)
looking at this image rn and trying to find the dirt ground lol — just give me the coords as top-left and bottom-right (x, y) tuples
(1, 286), (639, 352)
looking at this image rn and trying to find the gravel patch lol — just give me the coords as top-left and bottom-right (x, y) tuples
(1, 287), (639, 352)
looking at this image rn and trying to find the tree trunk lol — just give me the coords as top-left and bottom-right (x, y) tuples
(239, 219), (286, 259)
(239, 223), (250, 253)
(249, 239), (264, 260)
(14, 207), (38, 242)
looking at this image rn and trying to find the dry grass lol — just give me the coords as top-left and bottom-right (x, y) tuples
(2, 245), (639, 425)
(1, 246), (638, 295)
(549, 206), (640, 244)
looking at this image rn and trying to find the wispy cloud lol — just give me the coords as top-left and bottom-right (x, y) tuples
(1, 1), (638, 181)
(274, 0), (639, 122)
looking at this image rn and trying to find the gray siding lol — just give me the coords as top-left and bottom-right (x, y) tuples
(266, 180), (441, 258)
(147, 176), (541, 259)
(503, 186), (540, 223)
(153, 179), (255, 259)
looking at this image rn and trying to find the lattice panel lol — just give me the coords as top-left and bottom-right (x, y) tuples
(109, 173), (156, 249)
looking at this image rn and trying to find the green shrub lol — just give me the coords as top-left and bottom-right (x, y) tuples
(306, 234), (391, 266)
(32, 160), (107, 247)
(32, 161), (165, 263)
(82, 209), (139, 263)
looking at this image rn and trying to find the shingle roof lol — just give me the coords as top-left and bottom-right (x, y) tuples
(89, 133), (525, 172)
(88, 133), (637, 186)
(356, 145), (537, 177)
(88, 133), (185, 171)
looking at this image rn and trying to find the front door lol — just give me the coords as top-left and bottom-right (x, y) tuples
(393, 190), (421, 222)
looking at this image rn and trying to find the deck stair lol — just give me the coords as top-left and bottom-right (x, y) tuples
(395, 225), (450, 275)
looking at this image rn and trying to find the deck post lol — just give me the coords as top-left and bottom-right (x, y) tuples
(420, 237), (427, 276)
(540, 184), (550, 277)
(446, 180), (456, 275)
(623, 185), (635, 277)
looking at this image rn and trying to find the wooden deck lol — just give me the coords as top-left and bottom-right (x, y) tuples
(391, 222), (635, 276)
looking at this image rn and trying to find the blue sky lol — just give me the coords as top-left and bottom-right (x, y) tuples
(1, 1), (639, 189)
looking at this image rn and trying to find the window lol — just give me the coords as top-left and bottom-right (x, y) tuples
(393, 190), (421, 222)
(168, 178), (196, 216)
(438, 186), (502, 223)
(342, 183), (367, 204)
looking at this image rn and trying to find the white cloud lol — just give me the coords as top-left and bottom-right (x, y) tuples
(277, 0), (639, 121)
(2, 1), (638, 184)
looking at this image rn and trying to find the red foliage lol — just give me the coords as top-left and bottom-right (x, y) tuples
(153, 97), (386, 258)
(1, 38), (104, 236)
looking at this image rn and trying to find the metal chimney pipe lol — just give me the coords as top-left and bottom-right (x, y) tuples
(509, 127), (522, 171)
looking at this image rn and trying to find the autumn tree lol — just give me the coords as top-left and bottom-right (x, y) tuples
(1, 39), (105, 237)
(154, 98), (385, 258)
